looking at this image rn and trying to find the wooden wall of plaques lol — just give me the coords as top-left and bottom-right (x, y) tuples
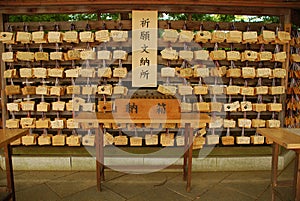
(0, 16), (294, 147)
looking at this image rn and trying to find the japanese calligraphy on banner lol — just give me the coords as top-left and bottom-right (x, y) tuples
(132, 10), (158, 87)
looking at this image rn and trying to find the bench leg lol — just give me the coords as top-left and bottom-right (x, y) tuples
(294, 151), (300, 201)
(271, 143), (279, 201)
(186, 126), (193, 193)
(4, 144), (15, 201)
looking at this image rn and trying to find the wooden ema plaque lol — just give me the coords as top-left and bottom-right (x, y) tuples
(114, 99), (180, 120)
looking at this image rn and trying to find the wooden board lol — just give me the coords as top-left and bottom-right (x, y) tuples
(114, 99), (180, 120)
(256, 128), (300, 149)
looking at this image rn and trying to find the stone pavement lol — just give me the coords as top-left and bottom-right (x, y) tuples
(0, 159), (295, 201)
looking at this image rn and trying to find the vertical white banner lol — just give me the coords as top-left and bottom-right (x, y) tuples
(132, 10), (158, 87)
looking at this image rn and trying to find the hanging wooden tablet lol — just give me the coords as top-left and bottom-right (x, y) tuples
(157, 85), (177, 95)
(0, 32), (15, 44)
(50, 86), (65, 96)
(66, 119), (79, 129)
(48, 68), (64, 78)
(242, 31), (257, 44)
(276, 31), (291, 44)
(255, 86), (269, 95)
(16, 52), (34, 62)
(193, 102), (210, 112)
(22, 86), (36, 95)
(33, 68), (48, 78)
(35, 52), (49, 61)
(20, 101), (35, 111)
(80, 50), (96, 60)
(104, 132), (114, 146)
(7, 103), (20, 112)
(113, 85), (128, 95)
(240, 101), (252, 112)
(82, 86), (97, 95)
(179, 50), (194, 61)
(251, 119), (266, 128)
(240, 87), (255, 96)
(178, 30), (194, 43)
(178, 67), (194, 78)
(6, 119), (20, 128)
(113, 67), (128, 78)
(82, 135), (95, 146)
(226, 51), (241, 61)
(130, 136), (143, 146)
(266, 103), (282, 112)
(193, 85), (208, 95)
(65, 68), (79, 78)
(52, 134), (66, 146)
(95, 30), (110, 42)
(210, 66), (227, 77)
(238, 118), (252, 128)
(256, 68), (272, 78)
(241, 51), (258, 61)
(272, 52), (287, 62)
(66, 135), (82, 146)
(181, 102), (192, 113)
(81, 103), (96, 112)
(210, 102), (223, 112)
(194, 31), (211, 43)
(252, 103), (267, 112)
(37, 102), (50, 112)
(19, 68), (33, 78)
(178, 85), (193, 96)
(98, 67), (112, 78)
(223, 119), (236, 128)
(236, 135), (250, 144)
(22, 134), (38, 146)
(63, 31), (79, 43)
(38, 134), (52, 146)
(250, 135), (265, 145)
(209, 50), (226, 60)
(4, 69), (18, 78)
(194, 50), (210, 60)
(272, 68), (286, 78)
(208, 117), (223, 128)
(98, 101), (113, 113)
(110, 30), (128, 42)
(160, 47), (178, 60)
(208, 85), (224, 95)
(79, 31), (94, 43)
(226, 30), (242, 43)
(66, 86), (81, 95)
(162, 29), (178, 42)
(145, 134), (158, 145)
(225, 86), (240, 95)
(16, 32), (31, 44)
(35, 118), (50, 128)
(160, 133), (175, 146)
(112, 50), (128, 61)
(2, 52), (15, 62)
(52, 101), (66, 111)
(257, 51), (272, 61)
(48, 31), (63, 43)
(176, 135), (185, 146)
(36, 86), (49, 95)
(193, 135), (206, 149)
(224, 101), (240, 112)
(269, 86), (285, 95)
(97, 85), (113, 95)
(50, 52), (64, 61)
(66, 50), (80, 60)
(211, 31), (225, 43)
(114, 135), (128, 146)
(206, 134), (220, 145)
(51, 119), (66, 129)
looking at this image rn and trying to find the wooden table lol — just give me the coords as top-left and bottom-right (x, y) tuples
(0, 129), (28, 201)
(76, 112), (210, 192)
(256, 128), (300, 201)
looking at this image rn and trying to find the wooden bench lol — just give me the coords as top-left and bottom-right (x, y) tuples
(257, 128), (300, 201)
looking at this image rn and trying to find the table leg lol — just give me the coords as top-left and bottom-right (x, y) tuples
(183, 124), (188, 181)
(294, 150), (300, 201)
(187, 125), (193, 193)
(95, 125), (101, 191)
(271, 143), (279, 201)
(4, 143), (15, 201)
(99, 124), (105, 182)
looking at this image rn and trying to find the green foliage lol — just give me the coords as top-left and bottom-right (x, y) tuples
(8, 13), (280, 24)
